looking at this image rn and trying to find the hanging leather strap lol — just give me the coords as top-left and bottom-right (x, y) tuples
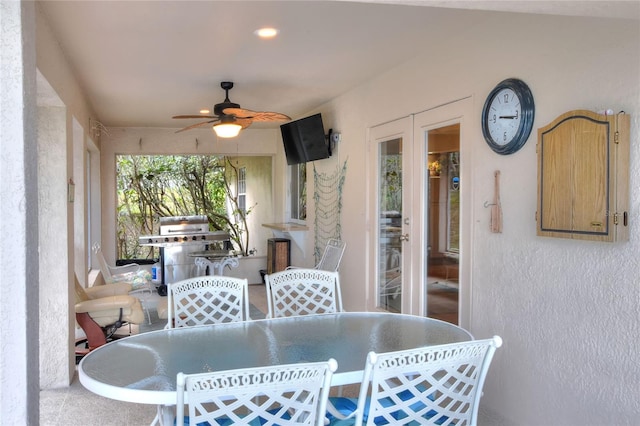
(490, 170), (503, 233)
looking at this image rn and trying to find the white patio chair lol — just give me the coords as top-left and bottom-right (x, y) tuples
(167, 275), (250, 328)
(176, 359), (337, 426)
(315, 239), (346, 271)
(265, 268), (343, 318)
(327, 336), (503, 425)
(288, 239), (346, 272)
(92, 242), (145, 282)
(92, 243), (153, 324)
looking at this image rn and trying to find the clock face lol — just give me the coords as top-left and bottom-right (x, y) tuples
(486, 88), (521, 146)
(482, 79), (535, 155)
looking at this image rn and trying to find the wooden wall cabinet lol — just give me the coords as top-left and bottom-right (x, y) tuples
(536, 110), (629, 242)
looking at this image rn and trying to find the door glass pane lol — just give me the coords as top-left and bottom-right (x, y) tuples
(426, 124), (459, 324)
(377, 138), (402, 312)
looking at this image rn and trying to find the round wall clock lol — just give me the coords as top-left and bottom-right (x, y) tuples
(481, 78), (535, 155)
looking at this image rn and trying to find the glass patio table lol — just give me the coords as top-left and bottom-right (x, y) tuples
(78, 312), (472, 424)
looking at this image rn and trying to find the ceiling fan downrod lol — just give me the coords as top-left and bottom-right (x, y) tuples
(214, 81), (240, 116)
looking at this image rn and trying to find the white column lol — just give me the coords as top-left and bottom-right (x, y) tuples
(0, 0), (40, 423)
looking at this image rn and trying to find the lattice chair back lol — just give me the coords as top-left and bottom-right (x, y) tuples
(176, 359), (337, 426)
(167, 275), (250, 328)
(265, 268), (343, 318)
(315, 239), (346, 272)
(346, 336), (502, 425)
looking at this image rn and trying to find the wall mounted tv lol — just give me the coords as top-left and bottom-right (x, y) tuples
(280, 113), (331, 165)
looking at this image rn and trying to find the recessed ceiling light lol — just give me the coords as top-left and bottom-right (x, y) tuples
(200, 109), (210, 114)
(255, 27), (278, 39)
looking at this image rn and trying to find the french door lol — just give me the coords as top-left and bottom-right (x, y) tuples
(369, 117), (413, 314)
(368, 98), (472, 327)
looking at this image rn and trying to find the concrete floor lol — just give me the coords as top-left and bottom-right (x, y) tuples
(41, 284), (270, 426)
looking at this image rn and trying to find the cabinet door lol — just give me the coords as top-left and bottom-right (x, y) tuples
(537, 110), (629, 242)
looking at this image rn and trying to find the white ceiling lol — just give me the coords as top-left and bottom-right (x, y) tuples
(37, 0), (640, 130)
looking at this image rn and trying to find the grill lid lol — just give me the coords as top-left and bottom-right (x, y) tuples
(160, 215), (209, 235)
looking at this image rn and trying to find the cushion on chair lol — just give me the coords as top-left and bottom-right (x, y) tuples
(327, 389), (446, 426)
(75, 295), (145, 326)
(176, 406), (294, 426)
(107, 269), (152, 291)
(84, 282), (133, 299)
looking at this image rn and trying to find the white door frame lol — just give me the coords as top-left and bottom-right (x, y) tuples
(413, 97), (473, 327)
(366, 116), (413, 313)
(367, 97), (473, 328)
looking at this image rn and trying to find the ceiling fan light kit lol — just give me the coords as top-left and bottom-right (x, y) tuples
(173, 81), (291, 138)
(213, 122), (242, 138)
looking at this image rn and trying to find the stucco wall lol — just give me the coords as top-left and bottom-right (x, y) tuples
(313, 12), (640, 424)
(225, 155), (274, 257)
(33, 1), (99, 391)
(0, 1), (40, 423)
(37, 106), (74, 388)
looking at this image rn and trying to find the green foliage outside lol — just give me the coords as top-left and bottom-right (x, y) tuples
(381, 155), (402, 213)
(116, 155), (251, 259)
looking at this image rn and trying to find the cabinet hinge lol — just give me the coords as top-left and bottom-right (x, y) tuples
(614, 131), (620, 144)
(613, 213), (619, 225)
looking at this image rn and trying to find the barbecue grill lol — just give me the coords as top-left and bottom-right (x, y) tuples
(138, 215), (231, 288)
(139, 215), (229, 247)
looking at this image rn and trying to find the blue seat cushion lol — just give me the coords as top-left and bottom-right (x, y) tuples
(327, 388), (448, 425)
(176, 407), (294, 426)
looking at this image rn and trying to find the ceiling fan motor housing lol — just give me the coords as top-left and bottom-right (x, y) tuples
(214, 101), (240, 116)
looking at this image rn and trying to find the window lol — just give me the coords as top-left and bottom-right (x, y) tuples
(289, 162), (307, 223)
(447, 152), (460, 252)
(237, 166), (247, 215)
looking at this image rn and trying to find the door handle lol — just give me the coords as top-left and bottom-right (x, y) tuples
(399, 234), (409, 242)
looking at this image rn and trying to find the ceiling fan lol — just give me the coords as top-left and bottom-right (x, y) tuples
(172, 81), (291, 138)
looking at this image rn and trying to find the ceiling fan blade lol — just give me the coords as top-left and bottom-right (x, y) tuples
(173, 115), (218, 119)
(223, 108), (291, 122)
(235, 118), (253, 129)
(175, 119), (219, 133)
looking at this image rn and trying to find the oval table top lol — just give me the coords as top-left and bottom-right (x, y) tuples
(78, 312), (472, 405)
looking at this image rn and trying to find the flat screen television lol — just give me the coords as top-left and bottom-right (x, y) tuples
(280, 113), (331, 165)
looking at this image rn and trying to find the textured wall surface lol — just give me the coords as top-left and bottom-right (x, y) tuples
(0, 1), (40, 423)
(314, 13), (640, 424)
(37, 105), (72, 388)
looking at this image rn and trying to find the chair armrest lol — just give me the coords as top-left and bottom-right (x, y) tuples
(75, 295), (137, 313)
(85, 282), (132, 298)
(109, 263), (140, 277)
